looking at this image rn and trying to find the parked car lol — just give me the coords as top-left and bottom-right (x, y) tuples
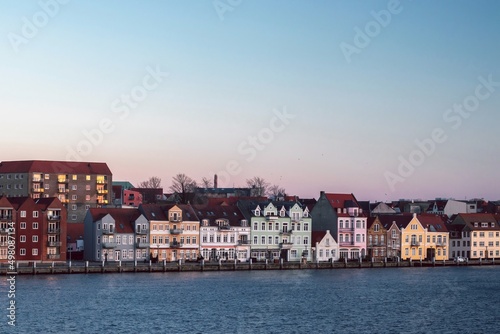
(454, 256), (466, 263)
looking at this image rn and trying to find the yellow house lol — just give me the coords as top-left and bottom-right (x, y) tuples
(419, 215), (449, 261)
(141, 204), (200, 262)
(401, 214), (449, 261)
(401, 214), (427, 260)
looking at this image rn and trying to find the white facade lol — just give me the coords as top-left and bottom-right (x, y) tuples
(200, 220), (251, 262)
(313, 230), (339, 262)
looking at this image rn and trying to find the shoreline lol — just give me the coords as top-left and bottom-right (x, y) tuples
(1, 259), (495, 275)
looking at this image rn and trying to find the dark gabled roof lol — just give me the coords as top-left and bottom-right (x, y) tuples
(311, 231), (329, 245)
(323, 193), (361, 209)
(67, 223), (84, 241)
(139, 204), (168, 220)
(138, 204), (199, 221)
(0, 160), (111, 175)
(374, 214), (414, 229)
(34, 197), (63, 209)
(87, 208), (142, 233)
(194, 204), (244, 226)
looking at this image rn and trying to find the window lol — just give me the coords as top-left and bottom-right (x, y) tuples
(86, 195), (91, 201)
(261, 236), (266, 244)
(374, 224), (379, 232)
(33, 211), (39, 218)
(71, 215), (77, 220)
(72, 185), (77, 190)
(253, 222), (257, 230)
(72, 175), (77, 180)
(86, 175), (91, 181)
(44, 184), (50, 189)
(20, 235), (26, 242)
(261, 222), (265, 231)
(20, 249), (26, 256)
(253, 236), (258, 244)
(32, 248), (38, 256)
(72, 204), (77, 211)
(268, 236), (272, 244)
(32, 222), (38, 229)
(72, 195), (77, 200)
(20, 222), (26, 229)
(45, 174), (50, 179)
(303, 237), (308, 245)
(392, 230), (397, 238)
(32, 235), (38, 242)
(303, 223), (309, 231)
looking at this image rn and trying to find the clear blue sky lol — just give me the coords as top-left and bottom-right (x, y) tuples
(1, 0), (499, 201)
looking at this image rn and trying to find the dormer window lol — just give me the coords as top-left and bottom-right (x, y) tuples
(254, 209), (260, 216)
(280, 209), (285, 217)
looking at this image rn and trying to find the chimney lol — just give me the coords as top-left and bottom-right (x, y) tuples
(214, 174), (218, 189)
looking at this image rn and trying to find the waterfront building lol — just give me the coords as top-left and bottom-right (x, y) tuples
(367, 216), (389, 261)
(0, 160), (112, 223)
(196, 203), (251, 262)
(311, 192), (367, 260)
(238, 200), (312, 262)
(400, 214), (427, 261)
(311, 230), (339, 262)
(450, 213), (500, 259)
(0, 196), (67, 263)
(83, 208), (150, 262)
(140, 204), (200, 262)
(419, 215), (449, 261)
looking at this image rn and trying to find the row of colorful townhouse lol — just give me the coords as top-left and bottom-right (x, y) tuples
(82, 199), (315, 263)
(3, 193), (500, 264)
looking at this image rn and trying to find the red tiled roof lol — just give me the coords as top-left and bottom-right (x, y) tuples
(418, 215), (448, 232)
(324, 193), (359, 209)
(0, 160), (112, 175)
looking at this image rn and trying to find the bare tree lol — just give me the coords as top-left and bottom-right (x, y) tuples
(268, 185), (286, 200)
(246, 177), (269, 197)
(169, 174), (197, 204)
(200, 177), (213, 189)
(138, 176), (162, 188)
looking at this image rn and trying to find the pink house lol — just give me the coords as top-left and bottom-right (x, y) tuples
(123, 189), (143, 207)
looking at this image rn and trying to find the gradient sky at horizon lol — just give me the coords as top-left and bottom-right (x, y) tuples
(1, 0), (499, 201)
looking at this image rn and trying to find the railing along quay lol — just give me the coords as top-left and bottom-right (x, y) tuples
(0, 258), (495, 276)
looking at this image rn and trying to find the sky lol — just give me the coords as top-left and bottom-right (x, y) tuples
(0, 0), (499, 202)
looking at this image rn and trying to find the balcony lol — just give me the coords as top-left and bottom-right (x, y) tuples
(218, 225), (231, 231)
(279, 242), (293, 249)
(170, 242), (183, 248)
(47, 241), (62, 247)
(102, 242), (118, 248)
(169, 217), (181, 222)
(48, 215), (60, 221)
(0, 228), (9, 234)
(279, 230), (293, 236)
(57, 177), (68, 183)
(96, 179), (107, 184)
(97, 199), (109, 205)
(47, 254), (61, 260)
(0, 215), (13, 221)
(170, 229), (183, 234)
(102, 228), (114, 235)
(32, 177), (42, 182)
(435, 241), (447, 247)
(135, 242), (150, 248)
(237, 240), (250, 245)
(97, 189), (108, 194)
(339, 227), (354, 233)
(136, 229), (149, 235)
(410, 241), (420, 247)
(32, 188), (44, 193)
(339, 241), (355, 247)
(265, 214), (279, 221)
(58, 188), (68, 193)
(48, 228), (60, 234)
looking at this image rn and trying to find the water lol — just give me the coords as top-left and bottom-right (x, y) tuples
(2, 266), (499, 333)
